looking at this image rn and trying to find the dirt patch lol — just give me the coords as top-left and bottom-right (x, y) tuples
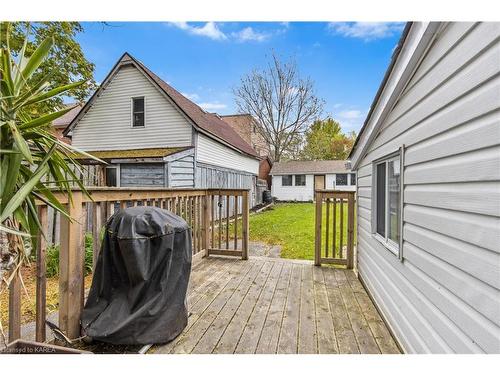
(248, 241), (282, 258)
(0, 263), (93, 334)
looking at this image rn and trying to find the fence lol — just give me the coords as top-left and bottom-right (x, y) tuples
(6, 188), (250, 343)
(314, 190), (355, 268)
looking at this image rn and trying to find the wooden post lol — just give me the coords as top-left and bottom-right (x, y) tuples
(202, 194), (210, 257)
(8, 269), (21, 343)
(325, 197), (330, 258)
(234, 196), (238, 250)
(92, 202), (101, 271)
(36, 205), (48, 342)
(59, 190), (84, 339)
(314, 191), (323, 266)
(347, 192), (355, 269)
(241, 190), (249, 260)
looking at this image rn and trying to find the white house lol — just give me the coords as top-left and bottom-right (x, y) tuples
(270, 160), (355, 201)
(64, 53), (260, 202)
(349, 22), (500, 353)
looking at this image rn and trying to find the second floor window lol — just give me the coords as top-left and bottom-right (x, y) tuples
(132, 97), (145, 127)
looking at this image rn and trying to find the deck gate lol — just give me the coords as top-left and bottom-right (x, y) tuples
(314, 190), (355, 268)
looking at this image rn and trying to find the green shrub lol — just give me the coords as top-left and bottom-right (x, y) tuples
(46, 244), (60, 278)
(45, 232), (95, 277)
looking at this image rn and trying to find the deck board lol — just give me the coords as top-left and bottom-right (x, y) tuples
(153, 256), (400, 354)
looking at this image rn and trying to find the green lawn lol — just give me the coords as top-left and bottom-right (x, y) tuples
(248, 202), (352, 260)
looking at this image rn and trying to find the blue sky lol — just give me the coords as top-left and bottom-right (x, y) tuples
(77, 22), (404, 133)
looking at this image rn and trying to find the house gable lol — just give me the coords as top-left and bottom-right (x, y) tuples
(70, 62), (193, 151)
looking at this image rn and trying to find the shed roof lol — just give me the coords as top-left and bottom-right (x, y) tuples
(72, 147), (189, 160)
(270, 160), (351, 175)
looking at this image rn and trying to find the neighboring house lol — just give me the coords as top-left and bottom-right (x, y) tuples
(221, 114), (273, 188)
(64, 53), (260, 203)
(270, 160), (355, 201)
(52, 103), (81, 144)
(349, 22), (500, 353)
(220, 114), (269, 158)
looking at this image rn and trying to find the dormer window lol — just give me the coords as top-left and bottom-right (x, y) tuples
(132, 97), (145, 127)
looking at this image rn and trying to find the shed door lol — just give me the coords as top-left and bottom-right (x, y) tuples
(314, 174), (325, 190)
(120, 163), (165, 187)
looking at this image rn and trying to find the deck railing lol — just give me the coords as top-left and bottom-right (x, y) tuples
(314, 190), (355, 268)
(6, 188), (250, 344)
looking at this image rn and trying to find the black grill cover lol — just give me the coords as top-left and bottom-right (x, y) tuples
(81, 206), (192, 345)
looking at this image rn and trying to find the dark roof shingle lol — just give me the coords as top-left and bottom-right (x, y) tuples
(129, 54), (258, 158)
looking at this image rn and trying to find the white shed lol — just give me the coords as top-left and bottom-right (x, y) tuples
(349, 22), (500, 353)
(270, 160), (355, 201)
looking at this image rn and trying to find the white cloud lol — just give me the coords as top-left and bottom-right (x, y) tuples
(327, 22), (404, 41)
(338, 109), (363, 120)
(169, 22), (288, 43)
(170, 22), (227, 41)
(198, 102), (227, 111)
(331, 105), (367, 133)
(231, 27), (270, 42)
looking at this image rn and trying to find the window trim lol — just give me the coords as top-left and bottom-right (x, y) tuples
(281, 175), (293, 186)
(105, 165), (120, 187)
(335, 173), (348, 186)
(131, 96), (146, 128)
(294, 174), (306, 186)
(372, 148), (403, 257)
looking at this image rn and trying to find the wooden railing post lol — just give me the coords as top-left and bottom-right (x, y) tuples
(92, 202), (101, 271)
(241, 190), (249, 260)
(36, 205), (48, 342)
(347, 192), (355, 269)
(8, 269), (21, 343)
(59, 190), (84, 339)
(202, 193), (210, 257)
(314, 191), (323, 266)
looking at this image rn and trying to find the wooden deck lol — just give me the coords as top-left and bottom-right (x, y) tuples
(153, 256), (400, 354)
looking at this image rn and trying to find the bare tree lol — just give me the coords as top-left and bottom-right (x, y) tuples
(233, 53), (323, 162)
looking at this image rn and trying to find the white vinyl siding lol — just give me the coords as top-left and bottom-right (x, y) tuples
(196, 133), (259, 175)
(71, 65), (193, 150)
(355, 22), (500, 353)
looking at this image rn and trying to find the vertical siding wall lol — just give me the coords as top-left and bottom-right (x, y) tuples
(71, 65), (193, 151)
(356, 22), (500, 353)
(168, 154), (195, 188)
(196, 162), (256, 207)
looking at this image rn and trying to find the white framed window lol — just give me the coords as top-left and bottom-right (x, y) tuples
(282, 175), (292, 186)
(295, 174), (306, 186)
(373, 151), (402, 255)
(336, 173), (348, 186)
(131, 97), (145, 127)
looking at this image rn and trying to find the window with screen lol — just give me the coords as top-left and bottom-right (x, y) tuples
(350, 173), (356, 185)
(336, 173), (348, 185)
(282, 175), (292, 186)
(132, 97), (145, 127)
(295, 175), (306, 186)
(374, 154), (401, 254)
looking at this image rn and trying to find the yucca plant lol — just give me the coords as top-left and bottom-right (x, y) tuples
(0, 25), (99, 289)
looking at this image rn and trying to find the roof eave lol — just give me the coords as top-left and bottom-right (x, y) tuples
(349, 22), (441, 170)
